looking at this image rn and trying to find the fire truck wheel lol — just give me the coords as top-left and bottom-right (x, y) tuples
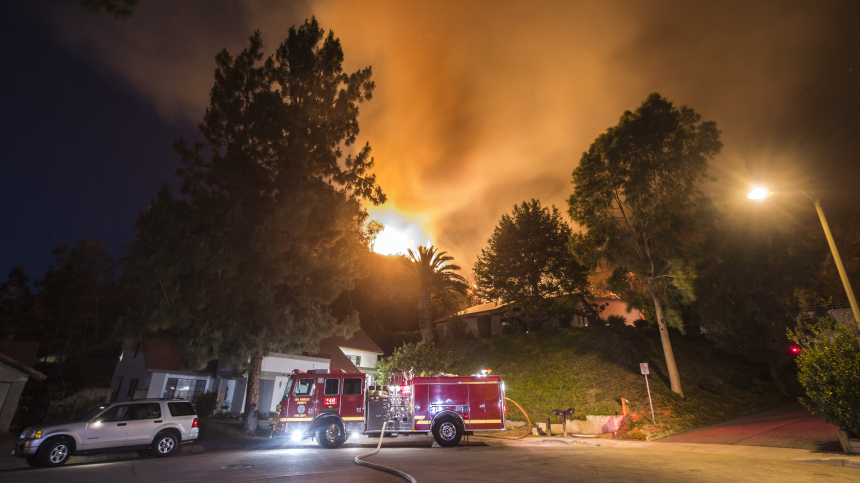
(432, 416), (463, 447)
(316, 421), (346, 448)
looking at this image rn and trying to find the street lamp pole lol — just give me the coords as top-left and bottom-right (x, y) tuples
(810, 195), (860, 327)
(749, 186), (860, 327)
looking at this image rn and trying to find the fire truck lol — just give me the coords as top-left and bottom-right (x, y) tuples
(273, 369), (506, 448)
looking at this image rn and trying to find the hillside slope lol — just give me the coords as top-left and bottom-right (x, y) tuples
(441, 326), (788, 439)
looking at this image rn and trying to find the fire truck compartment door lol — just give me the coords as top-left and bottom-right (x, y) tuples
(339, 376), (365, 425)
(466, 382), (503, 429)
(429, 384), (467, 406)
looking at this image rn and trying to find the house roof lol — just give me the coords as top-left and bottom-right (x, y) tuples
(323, 330), (383, 355)
(316, 341), (360, 373)
(135, 330), (381, 373)
(142, 338), (184, 372)
(433, 301), (508, 324)
(0, 339), (39, 368)
(0, 351), (46, 381)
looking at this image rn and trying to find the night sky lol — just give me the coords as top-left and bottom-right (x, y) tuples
(2, 0), (860, 281)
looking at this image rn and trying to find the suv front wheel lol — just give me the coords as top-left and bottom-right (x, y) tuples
(40, 438), (72, 467)
(152, 431), (179, 457)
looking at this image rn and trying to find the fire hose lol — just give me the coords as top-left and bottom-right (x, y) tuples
(354, 421), (417, 483)
(477, 397), (532, 440)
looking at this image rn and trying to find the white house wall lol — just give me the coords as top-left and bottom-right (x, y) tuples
(0, 363), (28, 432)
(338, 348), (379, 373)
(260, 353), (329, 374)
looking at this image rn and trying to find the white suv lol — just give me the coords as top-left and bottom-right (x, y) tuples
(12, 399), (199, 467)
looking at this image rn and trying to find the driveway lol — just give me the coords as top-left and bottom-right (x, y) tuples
(660, 402), (842, 452)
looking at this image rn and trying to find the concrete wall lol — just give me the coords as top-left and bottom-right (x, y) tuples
(491, 314), (502, 335)
(258, 379), (275, 416)
(145, 372), (168, 399)
(0, 363), (28, 432)
(537, 415), (626, 436)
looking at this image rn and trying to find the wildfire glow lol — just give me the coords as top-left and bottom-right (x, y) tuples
(368, 208), (431, 256)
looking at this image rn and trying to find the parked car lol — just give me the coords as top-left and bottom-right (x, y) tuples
(12, 398), (199, 467)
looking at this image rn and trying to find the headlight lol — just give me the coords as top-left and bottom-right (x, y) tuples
(22, 429), (42, 439)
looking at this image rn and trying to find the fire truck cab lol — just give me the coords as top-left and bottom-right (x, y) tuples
(274, 369), (506, 448)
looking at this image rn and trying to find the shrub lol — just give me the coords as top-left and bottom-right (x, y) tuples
(376, 340), (445, 384)
(195, 391), (219, 417)
(633, 319), (649, 329)
(606, 315), (627, 328)
(788, 316), (860, 436)
(697, 376), (725, 395)
(729, 374), (754, 391)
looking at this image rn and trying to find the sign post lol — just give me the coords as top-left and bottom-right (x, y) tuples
(640, 363), (656, 423)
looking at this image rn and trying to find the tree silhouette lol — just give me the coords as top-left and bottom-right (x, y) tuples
(403, 246), (467, 342)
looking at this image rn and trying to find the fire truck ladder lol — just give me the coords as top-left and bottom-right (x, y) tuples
(354, 421), (417, 483)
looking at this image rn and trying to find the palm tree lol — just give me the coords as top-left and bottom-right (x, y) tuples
(403, 246), (468, 342)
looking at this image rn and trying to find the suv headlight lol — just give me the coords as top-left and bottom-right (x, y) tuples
(21, 429), (42, 439)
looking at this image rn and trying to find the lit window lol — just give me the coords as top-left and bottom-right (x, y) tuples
(347, 354), (362, 367)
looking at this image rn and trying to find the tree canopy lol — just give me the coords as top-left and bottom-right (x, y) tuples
(568, 93), (722, 396)
(474, 199), (590, 325)
(693, 199), (819, 393)
(120, 19), (384, 432)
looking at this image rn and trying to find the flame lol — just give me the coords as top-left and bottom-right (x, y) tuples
(368, 207), (432, 256)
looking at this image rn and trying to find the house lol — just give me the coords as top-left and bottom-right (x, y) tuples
(434, 301), (507, 339)
(109, 330), (383, 416)
(434, 293), (645, 339)
(0, 340), (46, 432)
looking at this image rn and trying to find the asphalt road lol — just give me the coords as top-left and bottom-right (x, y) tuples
(2, 435), (858, 482)
(661, 402), (843, 452)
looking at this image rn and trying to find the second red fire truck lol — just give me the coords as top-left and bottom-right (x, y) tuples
(273, 369), (506, 447)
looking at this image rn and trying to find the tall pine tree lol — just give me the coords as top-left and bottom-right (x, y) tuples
(121, 19), (384, 432)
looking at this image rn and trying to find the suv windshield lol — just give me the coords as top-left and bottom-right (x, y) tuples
(77, 405), (110, 421)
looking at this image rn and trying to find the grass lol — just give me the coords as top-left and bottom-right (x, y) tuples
(441, 326), (788, 439)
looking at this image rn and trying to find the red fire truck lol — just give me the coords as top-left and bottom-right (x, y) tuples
(273, 369), (506, 448)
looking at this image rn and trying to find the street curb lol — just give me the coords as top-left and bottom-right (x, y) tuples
(797, 458), (860, 470)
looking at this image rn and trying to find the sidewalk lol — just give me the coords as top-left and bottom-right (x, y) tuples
(489, 435), (860, 470)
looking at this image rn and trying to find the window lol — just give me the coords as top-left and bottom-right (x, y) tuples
(347, 354), (362, 367)
(282, 378), (294, 400)
(293, 378), (315, 396)
(167, 402), (196, 417)
(324, 378), (340, 395)
(163, 378), (207, 404)
(343, 378), (362, 395)
(129, 403), (161, 420)
(99, 405), (131, 422)
(127, 378), (139, 398)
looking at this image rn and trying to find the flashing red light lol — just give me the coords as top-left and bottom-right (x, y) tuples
(790, 346), (800, 354)
(192, 418), (198, 428)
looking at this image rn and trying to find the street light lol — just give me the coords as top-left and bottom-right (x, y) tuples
(748, 186), (860, 327)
